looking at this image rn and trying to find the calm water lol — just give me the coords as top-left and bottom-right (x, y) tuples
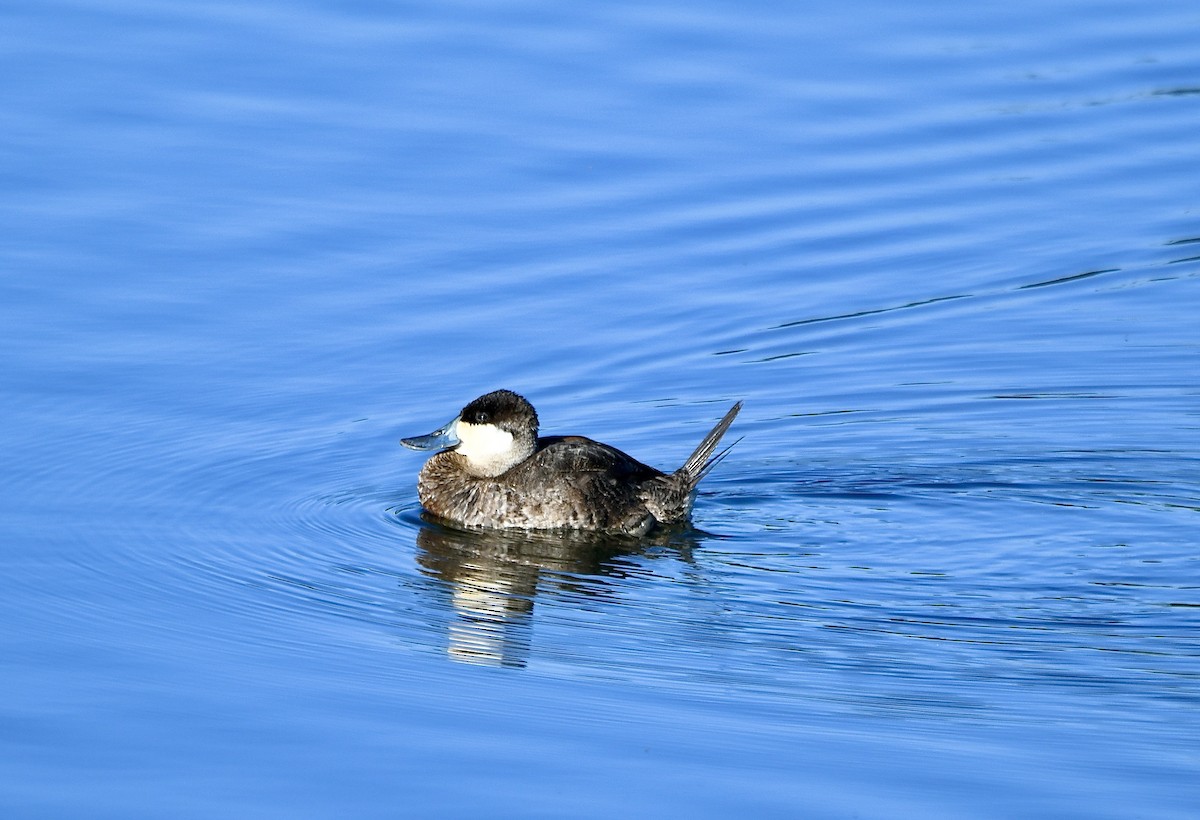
(3, 0), (1199, 816)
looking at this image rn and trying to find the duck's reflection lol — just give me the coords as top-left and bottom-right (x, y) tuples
(415, 517), (698, 668)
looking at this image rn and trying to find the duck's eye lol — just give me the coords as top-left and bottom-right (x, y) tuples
(476, 411), (490, 423)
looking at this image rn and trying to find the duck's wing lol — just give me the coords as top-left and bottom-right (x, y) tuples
(530, 436), (664, 482)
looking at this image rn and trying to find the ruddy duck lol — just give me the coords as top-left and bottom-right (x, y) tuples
(401, 390), (742, 536)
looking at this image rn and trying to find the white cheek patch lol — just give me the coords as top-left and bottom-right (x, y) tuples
(455, 420), (516, 469)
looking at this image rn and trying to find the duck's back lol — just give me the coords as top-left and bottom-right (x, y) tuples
(529, 436), (662, 483)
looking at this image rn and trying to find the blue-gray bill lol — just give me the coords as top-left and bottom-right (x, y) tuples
(400, 419), (460, 451)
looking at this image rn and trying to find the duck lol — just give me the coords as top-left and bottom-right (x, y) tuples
(401, 390), (741, 536)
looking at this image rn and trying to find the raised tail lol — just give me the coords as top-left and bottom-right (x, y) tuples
(636, 401), (742, 528)
(676, 401), (743, 490)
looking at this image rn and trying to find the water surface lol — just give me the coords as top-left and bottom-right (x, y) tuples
(2, 0), (1199, 816)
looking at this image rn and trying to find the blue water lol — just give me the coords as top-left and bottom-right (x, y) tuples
(3, 0), (1199, 816)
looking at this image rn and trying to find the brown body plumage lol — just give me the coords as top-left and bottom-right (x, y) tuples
(402, 390), (741, 536)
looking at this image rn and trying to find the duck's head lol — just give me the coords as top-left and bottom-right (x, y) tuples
(401, 389), (539, 477)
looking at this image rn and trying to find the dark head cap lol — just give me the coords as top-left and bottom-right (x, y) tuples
(459, 389), (538, 436)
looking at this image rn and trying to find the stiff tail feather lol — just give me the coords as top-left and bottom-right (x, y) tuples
(676, 401), (743, 488)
